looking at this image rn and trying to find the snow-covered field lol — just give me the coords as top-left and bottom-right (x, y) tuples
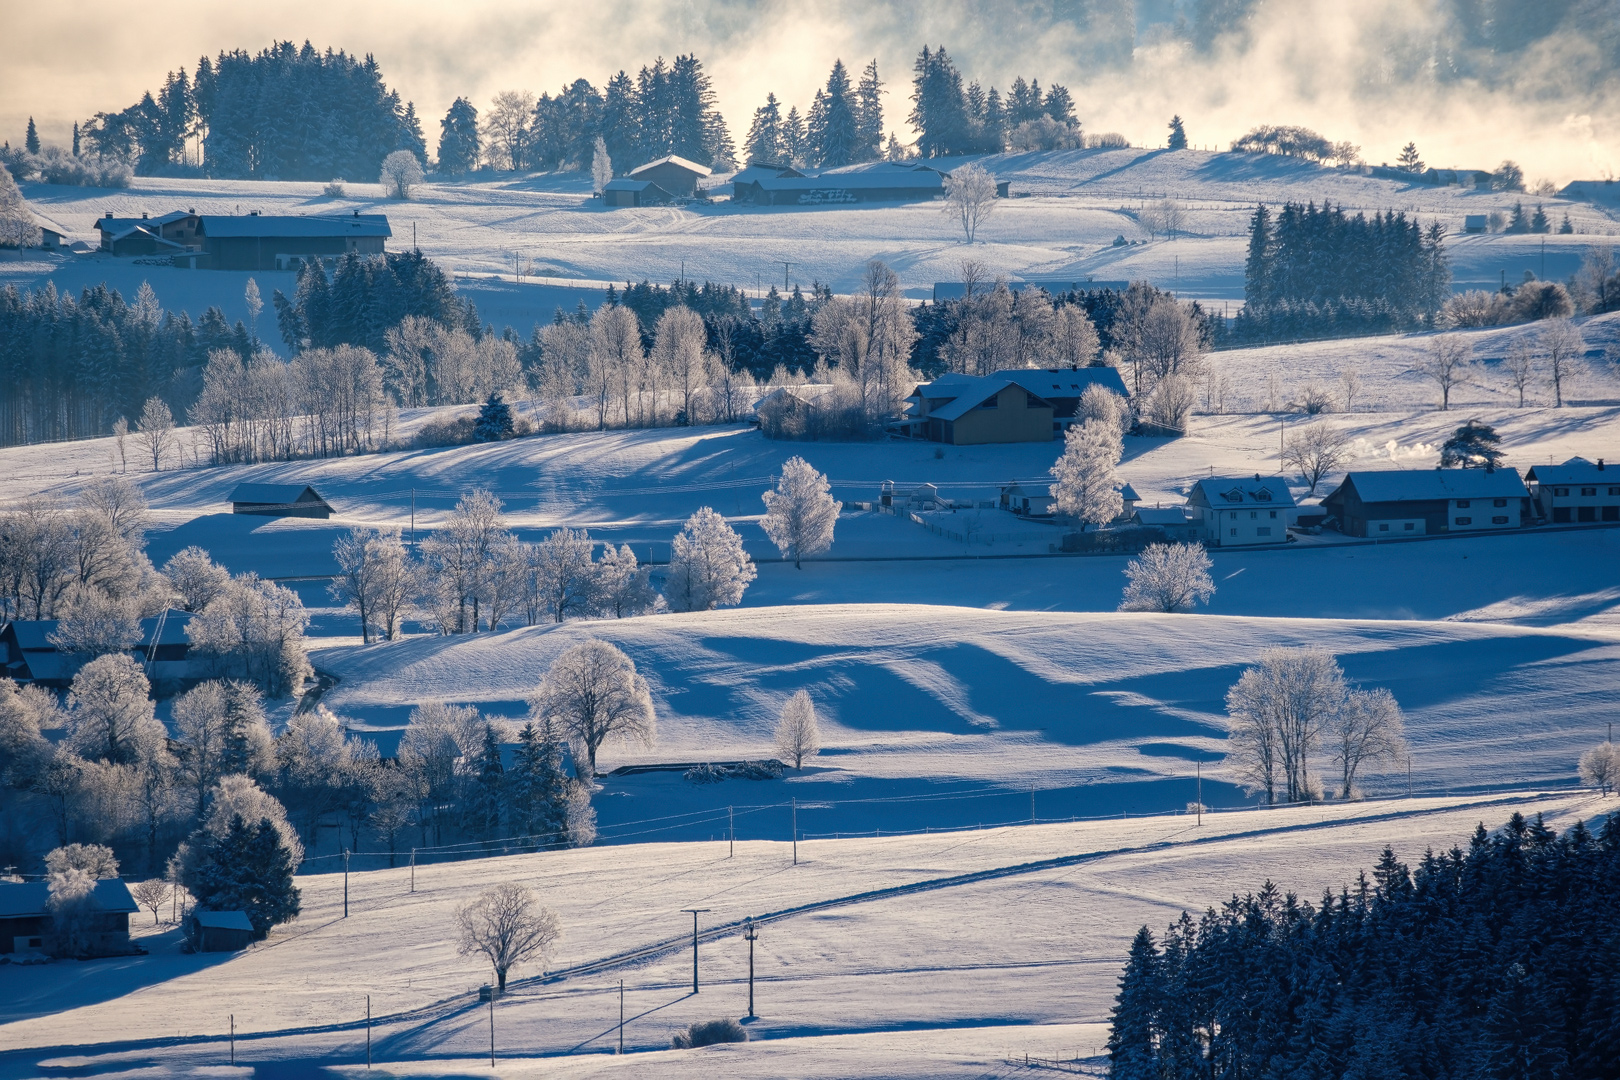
(7, 148), (1618, 332)
(0, 791), (1607, 1078)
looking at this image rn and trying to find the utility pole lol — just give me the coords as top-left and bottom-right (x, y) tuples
(744, 918), (759, 1018)
(729, 806), (734, 858)
(791, 798), (797, 865)
(410, 849), (415, 893)
(489, 965), (496, 1065)
(366, 994), (371, 1067)
(782, 261), (795, 290)
(681, 909), (710, 993)
(1030, 785), (1036, 825)
(1407, 754), (1413, 797)
(1196, 761), (1202, 826)
(230, 1015), (235, 1065)
(618, 979), (624, 1054)
(410, 489), (415, 547)
(344, 848), (350, 917)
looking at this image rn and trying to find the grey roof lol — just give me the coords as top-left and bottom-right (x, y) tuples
(1135, 506), (1197, 525)
(1119, 483), (1141, 502)
(194, 909), (254, 931)
(730, 163), (803, 185)
(1523, 457), (1617, 485)
(0, 878), (138, 918)
(629, 155), (712, 178)
(98, 211), (192, 233)
(1334, 468), (1529, 503)
(993, 367), (1131, 401)
(1189, 476), (1300, 509)
(603, 179), (655, 191)
(753, 171), (944, 193)
(228, 483), (329, 506)
(926, 379), (1045, 422)
(196, 215), (390, 239)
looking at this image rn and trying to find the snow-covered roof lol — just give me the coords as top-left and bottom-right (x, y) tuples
(194, 909), (254, 931)
(196, 214), (391, 239)
(1189, 476), (1299, 509)
(97, 211), (192, 233)
(0, 878), (138, 918)
(926, 379), (1049, 422)
(730, 163), (804, 185)
(629, 155), (712, 178)
(992, 367), (1131, 401)
(1334, 469), (1529, 503)
(1119, 483), (1141, 502)
(752, 170), (945, 194)
(603, 179), (657, 192)
(107, 225), (189, 249)
(1523, 457), (1617, 486)
(1135, 506), (1197, 525)
(228, 483), (329, 506)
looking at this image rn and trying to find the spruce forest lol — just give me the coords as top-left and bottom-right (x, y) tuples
(1108, 812), (1620, 1079)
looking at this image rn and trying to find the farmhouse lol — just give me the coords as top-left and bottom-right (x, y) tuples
(601, 179), (675, 208)
(626, 155), (711, 198)
(992, 367), (1131, 432)
(1186, 475), (1298, 546)
(0, 608), (198, 687)
(228, 483), (334, 518)
(902, 374), (1055, 445)
(734, 161), (947, 206)
(1523, 457), (1620, 523)
(96, 210), (201, 256)
(1320, 468), (1531, 537)
(189, 212), (390, 271)
(0, 878), (140, 956)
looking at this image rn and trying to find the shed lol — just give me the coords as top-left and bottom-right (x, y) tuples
(192, 212), (390, 271)
(1133, 505), (1202, 541)
(739, 161), (945, 206)
(228, 483), (334, 518)
(0, 608), (198, 686)
(1464, 215), (1487, 234)
(1319, 468), (1530, 537)
(0, 878), (139, 955)
(192, 909), (255, 952)
(602, 179), (675, 208)
(627, 155), (712, 198)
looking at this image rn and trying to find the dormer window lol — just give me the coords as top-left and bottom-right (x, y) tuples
(1222, 488), (1245, 502)
(1254, 489), (1272, 501)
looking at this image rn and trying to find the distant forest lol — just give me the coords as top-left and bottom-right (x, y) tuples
(1109, 811), (1620, 1080)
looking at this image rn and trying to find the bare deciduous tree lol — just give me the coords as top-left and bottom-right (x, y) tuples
(1504, 339), (1537, 407)
(1579, 741), (1618, 795)
(136, 397), (175, 471)
(1282, 421), (1353, 494)
(131, 878), (171, 924)
(1339, 370), (1361, 412)
(1416, 335), (1472, 410)
(1541, 319), (1586, 407)
(1326, 687), (1407, 800)
(456, 881), (560, 992)
(1225, 648), (1346, 805)
(529, 640), (655, 777)
(774, 689), (821, 769)
(943, 162), (997, 243)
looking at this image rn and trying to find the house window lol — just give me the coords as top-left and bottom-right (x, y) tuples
(1604, 506), (1619, 522)
(1456, 499), (1470, 508)
(1492, 516), (1509, 524)
(977, 396), (998, 409)
(1378, 523), (1390, 532)
(1579, 507), (1597, 523)
(1257, 527), (1271, 536)
(1250, 511), (1257, 519)
(1554, 487), (1569, 496)
(1609, 488), (1619, 496)
(1582, 487), (1597, 496)
(1493, 499), (1507, 507)
(1269, 510), (1277, 519)
(1404, 523), (1415, 531)
(1230, 529), (1238, 537)
(1455, 517), (1472, 525)
(1230, 512), (1238, 520)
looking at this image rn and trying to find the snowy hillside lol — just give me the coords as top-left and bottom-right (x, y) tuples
(7, 149), (1617, 329)
(0, 791), (1605, 1078)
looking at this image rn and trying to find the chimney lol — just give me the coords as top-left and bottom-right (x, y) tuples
(353, 210), (360, 217)
(1600, 458), (1606, 471)
(141, 212), (148, 219)
(249, 210), (259, 216)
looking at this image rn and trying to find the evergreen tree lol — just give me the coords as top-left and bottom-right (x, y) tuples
(473, 393), (515, 442)
(399, 102), (428, 162)
(1397, 140), (1424, 172)
(853, 60), (884, 163)
(1043, 85), (1076, 126)
(1007, 77), (1042, 125)
(1559, 213), (1574, 234)
(25, 117), (39, 155)
(1108, 927), (1163, 1079)
(1244, 203), (1272, 306)
(72, 121), (80, 157)
(463, 723), (505, 839)
(1507, 201), (1529, 234)
(437, 98), (481, 176)
(744, 93), (784, 163)
(981, 88), (1007, 153)
(809, 61), (857, 167)
(1439, 419), (1505, 468)
(908, 46), (969, 158)
(1531, 204), (1550, 234)
(599, 72), (641, 172)
(183, 813), (300, 938)
(506, 720), (572, 848)
(782, 106), (808, 166)
(1167, 114), (1188, 150)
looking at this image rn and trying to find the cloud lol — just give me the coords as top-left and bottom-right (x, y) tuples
(5, 0), (1616, 183)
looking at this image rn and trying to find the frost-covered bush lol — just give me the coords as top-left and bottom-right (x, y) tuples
(672, 1018), (748, 1048)
(684, 763), (726, 785)
(414, 413), (477, 448)
(323, 179), (345, 197)
(1006, 116), (1083, 152)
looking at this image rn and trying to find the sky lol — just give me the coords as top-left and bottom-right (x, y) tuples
(5, 0), (1618, 184)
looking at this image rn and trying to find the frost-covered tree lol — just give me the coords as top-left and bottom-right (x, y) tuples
(45, 867), (99, 957)
(456, 882), (560, 992)
(173, 680), (230, 815)
(66, 654), (164, 766)
(528, 640), (655, 778)
(135, 397), (175, 471)
(1226, 648), (1346, 805)
(1541, 318), (1585, 408)
(1418, 335), (1472, 410)
(380, 150), (423, 200)
(653, 306), (709, 425)
(182, 811), (300, 940)
(397, 701), (480, 843)
(590, 135), (611, 194)
(0, 678), (64, 788)
(1050, 420), (1123, 530)
(49, 586), (143, 657)
(586, 304), (642, 430)
(665, 507), (756, 612)
(1503, 339), (1537, 407)
(1119, 542), (1215, 613)
(329, 528), (413, 643)
(761, 457), (841, 568)
(161, 546), (231, 612)
(45, 842), (120, 877)
(483, 90), (535, 171)
(1326, 687), (1407, 799)
(1579, 741), (1618, 795)
(420, 488), (511, 633)
(774, 690), (821, 768)
(1055, 306), (1103, 369)
(592, 544), (656, 618)
(531, 528), (598, 623)
(943, 161), (997, 243)
(0, 162), (41, 249)
(189, 574), (310, 697)
(1282, 421), (1352, 493)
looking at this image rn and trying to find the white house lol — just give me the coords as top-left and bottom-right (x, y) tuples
(1523, 457), (1620, 524)
(1186, 475), (1298, 546)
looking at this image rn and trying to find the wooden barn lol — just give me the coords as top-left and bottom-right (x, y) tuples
(228, 483), (334, 519)
(191, 909), (255, 951)
(602, 179), (675, 208)
(626, 155), (712, 198)
(187, 212), (390, 271)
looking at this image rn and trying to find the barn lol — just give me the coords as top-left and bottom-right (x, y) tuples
(602, 179), (676, 208)
(191, 909), (256, 952)
(0, 878), (140, 956)
(626, 155), (712, 198)
(228, 483), (334, 518)
(188, 212), (390, 271)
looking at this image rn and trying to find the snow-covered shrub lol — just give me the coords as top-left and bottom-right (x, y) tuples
(1006, 116), (1082, 152)
(414, 413), (477, 449)
(672, 1018), (748, 1048)
(323, 179), (345, 197)
(1087, 132), (1130, 149)
(684, 763), (726, 785)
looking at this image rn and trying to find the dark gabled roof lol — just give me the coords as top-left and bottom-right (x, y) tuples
(194, 909), (254, 930)
(927, 379), (1054, 422)
(992, 367), (1131, 400)
(98, 211), (193, 234)
(0, 878), (138, 918)
(196, 215), (390, 239)
(1189, 476), (1300, 509)
(754, 170), (945, 193)
(228, 483), (329, 506)
(1328, 469), (1529, 504)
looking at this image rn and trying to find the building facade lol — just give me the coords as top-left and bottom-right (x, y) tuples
(1320, 469), (1531, 537)
(1524, 457), (1620, 523)
(1186, 475), (1299, 546)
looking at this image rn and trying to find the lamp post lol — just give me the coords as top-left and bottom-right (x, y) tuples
(743, 918), (759, 1018)
(681, 909), (710, 994)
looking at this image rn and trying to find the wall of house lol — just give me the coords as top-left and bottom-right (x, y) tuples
(206, 235), (385, 271)
(635, 163), (700, 196)
(1536, 482), (1620, 523)
(946, 387), (1053, 445)
(1445, 496), (1524, 531)
(1201, 505), (1289, 546)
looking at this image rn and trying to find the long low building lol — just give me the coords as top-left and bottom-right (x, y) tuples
(1320, 468), (1531, 537)
(734, 161), (948, 206)
(95, 210), (389, 269)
